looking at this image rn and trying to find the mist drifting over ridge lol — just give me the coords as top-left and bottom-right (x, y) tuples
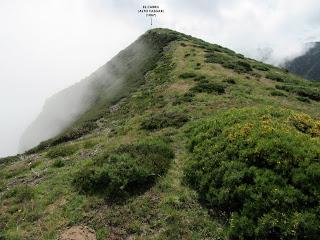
(18, 30), (173, 153)
(1, 0), (320, 157)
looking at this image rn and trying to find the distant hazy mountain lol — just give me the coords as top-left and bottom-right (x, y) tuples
(286, 42), (320, 81)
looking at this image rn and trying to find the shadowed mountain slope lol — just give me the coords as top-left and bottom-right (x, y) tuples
(286, 42), (320, 81)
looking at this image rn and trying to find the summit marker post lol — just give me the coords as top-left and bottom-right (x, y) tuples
(138, 4), (165, 27)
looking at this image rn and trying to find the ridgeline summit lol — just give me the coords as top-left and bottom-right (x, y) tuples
(1, 29), (320, 239)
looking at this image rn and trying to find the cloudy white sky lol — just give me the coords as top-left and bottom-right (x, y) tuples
(1, 0), (320, 157)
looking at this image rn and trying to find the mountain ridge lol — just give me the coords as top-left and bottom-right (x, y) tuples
(19, 29), (179, 153)
(1, 28), (320, 239)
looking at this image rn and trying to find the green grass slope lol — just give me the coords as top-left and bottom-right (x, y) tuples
(1, 29), (320, 239)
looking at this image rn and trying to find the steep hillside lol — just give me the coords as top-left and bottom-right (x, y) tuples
(19, 30), (178, 152)
(286, 42), (320, 81)
(1, 29), (320, 240)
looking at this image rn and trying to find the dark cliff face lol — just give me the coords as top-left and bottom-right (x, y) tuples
(19, 29), (179, 153)
(285, 42), (320, 81)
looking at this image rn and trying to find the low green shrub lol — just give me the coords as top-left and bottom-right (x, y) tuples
(46, 144), (78, 158)
(276, 84), (320, 101)
(184, 107), (320, 239)
(141, 111), (189, 131)
(204, 44), (235, 55)
(236, 61), (253, 72)
(26, 120), (98, 154)
(194, 75), (206, 81)
(205, 53), (231, 64)
(182, 92), (195, 102)
(4, 185), (34, 203)
(223, 60), (252, 73)
(52, 158), (65, 168)
(253, 64), (270, 71)
(224, 78), (236, 84)
(194, 63), (201, 70)
(0, 156), (20, 166)
(236, 53), (245, 59)
(179, 72), (197, 79)
(270, 90), (287, 97)
(52, 121), (98, 145)
(191, 79), (226, 94)
(73, 139), (174, 197)
(296, 96), (311, 103)
(266, 72), (285, 82)
(173, 92), (195, 105)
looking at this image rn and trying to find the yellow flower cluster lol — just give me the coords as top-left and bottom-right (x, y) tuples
(290, 113), (320, 137)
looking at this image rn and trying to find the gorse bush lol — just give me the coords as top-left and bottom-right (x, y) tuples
(191, 79), (226, 94)
(184, 107), (320, 239)
(73, 138), (174, 198)
(289, 113), (320, 137)
(141, 111), (189, 131)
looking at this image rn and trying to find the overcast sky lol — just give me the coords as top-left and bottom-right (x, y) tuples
(1, 0), (320, 157)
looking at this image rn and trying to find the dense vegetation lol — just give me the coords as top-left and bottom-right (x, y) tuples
(185, 107), (320, 239)
(1, 28), (320, 239)
(73, 138), (174, 198)
(141, 111), (189, 130)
